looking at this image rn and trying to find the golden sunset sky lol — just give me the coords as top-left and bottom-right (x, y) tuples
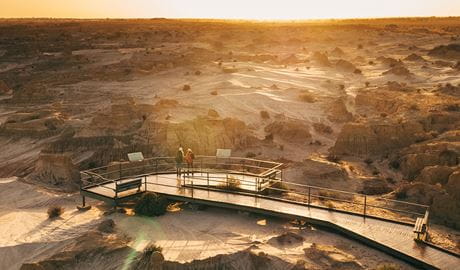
(0, 0), (459, 19)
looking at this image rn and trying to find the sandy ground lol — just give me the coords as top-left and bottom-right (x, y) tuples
(0, 18), (459, 268)
(0, 177), (415, 269)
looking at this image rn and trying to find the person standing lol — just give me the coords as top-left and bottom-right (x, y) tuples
(175, 146), (184, 177)
(185, 148), (195, 176)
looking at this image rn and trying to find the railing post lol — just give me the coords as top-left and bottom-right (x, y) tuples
(144, 175), (147, 191)
(308, 187), (311, 205)
(155, 159), (158, 173)
(226, 174), (229, 189)
(119, 162), (122, 180)
(256, 178), (259, 192)
(207, 171), (209, 188)
(191, 180), (194, 198)
(363, 195), (367, 217)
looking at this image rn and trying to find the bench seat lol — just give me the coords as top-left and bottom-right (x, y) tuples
(115, 178), (142, 194)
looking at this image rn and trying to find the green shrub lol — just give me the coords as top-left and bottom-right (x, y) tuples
(47, 206), (64, 219)
(134, 192), (169, 217)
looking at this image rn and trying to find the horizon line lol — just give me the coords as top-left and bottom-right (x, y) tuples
(0, 15), (459, 22)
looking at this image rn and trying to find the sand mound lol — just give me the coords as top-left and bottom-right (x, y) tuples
(265, 120), (311, 144)
(330, 47), (345, 57)
(136, 248), (297, 270)
(0, 111), (66, 138)
(404, 53), (426, 62)
(416, 165), (455, 185)
(335, 59), (358, 73)
(377, 56), (403, 67)
(20, 231), (131, 270)
(382, 65), (413, 77)
(428, 43), (460, 59)
(279, 54), (301, 65)
(300, 159), (348, 182)
(311, 52), (331, 67)
(304, 244), (364, 270)
(267, 232), (304, 247)
(360, 178), (392, 195)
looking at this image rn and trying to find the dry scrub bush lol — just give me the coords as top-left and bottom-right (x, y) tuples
(260, 110), (270, 119)
(134, 192), (169, 217)
(298, 93), (316, 103)
(144, 243), (163, 255)
(47, 206), (64, 219)
(218, 176), (241, 191)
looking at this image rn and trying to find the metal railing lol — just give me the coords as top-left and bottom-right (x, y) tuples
(80, 156), (429, 225)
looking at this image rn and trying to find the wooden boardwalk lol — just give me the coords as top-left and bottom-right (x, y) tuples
(82, 173), (460, 270)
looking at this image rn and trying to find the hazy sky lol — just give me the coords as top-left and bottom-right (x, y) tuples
(1, 0), (459, 19)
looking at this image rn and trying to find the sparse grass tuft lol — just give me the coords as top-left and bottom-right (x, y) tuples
(376, 264), (400, 270)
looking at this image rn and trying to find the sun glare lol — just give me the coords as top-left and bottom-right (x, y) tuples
(0, 0), (459, 19)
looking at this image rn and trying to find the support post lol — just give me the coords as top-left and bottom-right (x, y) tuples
(82, 195), (86, 207)
(144, 175), (147, 191)
(363, 195), (367, 217)
(308, 187), (311, 205)
(191, 180), (194, 198)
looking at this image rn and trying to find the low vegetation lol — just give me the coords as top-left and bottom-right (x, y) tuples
(47, 206), (64, 219)
(298, 92), (316, 103)
(144, 243), (163, 255)
(134, 192), (169, 217)
(218, 176), (241, 191)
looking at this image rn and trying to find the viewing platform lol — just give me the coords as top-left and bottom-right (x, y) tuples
(80, 155), (460, 270)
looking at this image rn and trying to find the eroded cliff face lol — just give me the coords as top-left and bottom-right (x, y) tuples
(27, 153), (81, 191)
(158, 116), (258, 156)
(330, 120), (427, 156)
